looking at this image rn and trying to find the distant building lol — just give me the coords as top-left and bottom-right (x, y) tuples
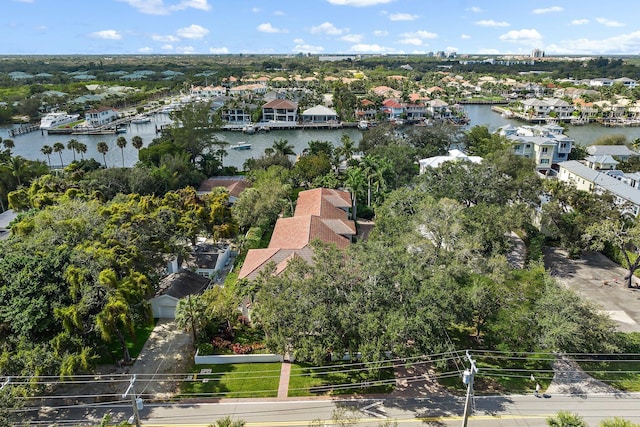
(531, 49), (545, 58)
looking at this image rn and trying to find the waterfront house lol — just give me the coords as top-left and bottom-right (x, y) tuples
(499, 124), (573, 171)
(589, 78), (614, 87)
(558, 160), (640, 217)
(585, 155), (619, 170)
(300, 105), (339, 123)
(262, 99), (298, 122)
(221, 102), (256, 125)
(85, 106), (118, 126)
(518, 98), (574, 121)
(228, 83), (268, 97)
(427, 99), (451, 119)
(381, 99), (404, 120)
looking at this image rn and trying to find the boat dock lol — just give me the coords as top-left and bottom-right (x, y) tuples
(8, 123), (40, 137)
(222, 121), (355, 132)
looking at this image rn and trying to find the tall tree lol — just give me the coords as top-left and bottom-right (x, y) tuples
(53, 142), (65, 168)
(67, 139), (79, 162)
(116, 136), (127, 168)
(97, 141), (109, 168)
(131, 135), (143, 154)
(41, 145), (53, 167)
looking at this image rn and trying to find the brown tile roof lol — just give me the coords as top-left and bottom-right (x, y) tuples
(294, 188), (352, 218)
(238, 187), (355, 280)
(197, 176), (249, 199)
(262, 99), (298, 109)
(238, 247), (314, 280)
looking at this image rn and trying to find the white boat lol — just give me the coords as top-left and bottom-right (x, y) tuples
(358, 120), (369, 130)
(231, 142), (252, 150)
(131, 114), (151, 124)
(40, 112), (80, 130)
(242, 124), (256, 134)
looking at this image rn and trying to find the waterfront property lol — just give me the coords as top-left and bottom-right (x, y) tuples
(419, 149), (482, 173)
(262, 99), (298, 123)
(499, 123), (573, 171)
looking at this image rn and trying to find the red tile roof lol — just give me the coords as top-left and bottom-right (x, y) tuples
(197, 176), (250, 199)
(262, 99), (298, 109)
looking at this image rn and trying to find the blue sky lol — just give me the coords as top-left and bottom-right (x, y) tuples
(3, 0), (640, 56)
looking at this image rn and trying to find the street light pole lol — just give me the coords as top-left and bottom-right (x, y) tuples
(461, 351), (478, 427)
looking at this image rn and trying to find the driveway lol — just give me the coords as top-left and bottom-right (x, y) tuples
(544, 247), (640, 333)
(129, 318), (193, 400)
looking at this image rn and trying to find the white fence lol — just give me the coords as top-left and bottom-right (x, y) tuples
(194, 351), (284, 365)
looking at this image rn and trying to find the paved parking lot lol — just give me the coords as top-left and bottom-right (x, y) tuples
(544, 247), (640, 333)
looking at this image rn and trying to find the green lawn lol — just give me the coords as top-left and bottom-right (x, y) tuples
(181, 363), (282, 398)
(288, 362), (395, 397)
(578, 333), (640, 391)
(439, 352), (554, 394)
(98, 318), (157, 364)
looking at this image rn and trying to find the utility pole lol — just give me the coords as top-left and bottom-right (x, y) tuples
(461, 351), (478, 427)
(122, 375), (142, 427)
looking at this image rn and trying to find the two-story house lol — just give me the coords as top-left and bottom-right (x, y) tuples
(262, 99), (298, 122)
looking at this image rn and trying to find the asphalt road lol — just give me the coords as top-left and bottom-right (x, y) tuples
(23, 392), (640, 427)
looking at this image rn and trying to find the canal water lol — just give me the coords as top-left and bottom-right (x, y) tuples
(3, 105), (640, 169)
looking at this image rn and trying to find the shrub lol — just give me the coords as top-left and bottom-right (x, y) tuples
(231, 343), (253, 354)
(198, 343), (214, 355)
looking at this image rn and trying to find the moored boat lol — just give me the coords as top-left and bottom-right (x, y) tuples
(131, 114), (151, 124)
(231, 142), (252, 150)
(40, 112), (80, 130)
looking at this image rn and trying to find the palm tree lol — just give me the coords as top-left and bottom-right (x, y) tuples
(67, 139), (79, 162)
(271, 138), (295, 156)
(41, 145), (53, 167)
(53, 142), (65, 168)
(2, 139), (14, 154)
(131, 135), (143, 152)
(116, 136), (127, 167)
(77, 142), (87, 160)
(97, 141), (109, 167)
(3, 156), (28, 186)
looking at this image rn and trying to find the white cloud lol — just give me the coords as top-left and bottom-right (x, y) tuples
(374, 30), (388, 36)
(293, 43), (325, 53)
(209, 47), (229, 54)
(468, 6), (483, 13)
(251, 7), (260, 12)
(499, 28), (543, 45)
(89, 30), (122, 40)
(176, 24), (209, 39)
(138, 46), (153, 53)
(327, 0), (393, 6)
(478, 48), (500, 54)
(389, 13), (419, 21)
(257, 23), (287, 33)
(13, 0), (34, 3)
(570, 19), (589, 25)
(399, 37), (423, 46)
(403, 30), (437, 39)
(461, 33), (471, 39)
(116, 0), (211, 15)
(532, 6), (563, 14)
(341, 34), (363, 43)
(176, 45), (196, 54)
(596, 18), (625, 27)
(546, 31), (640, 55)
(350, 43), (392, 53)
(274, 11), (285, 16)
(476, 19), (510, 27)
(161, 44), (174, 51)
(152, 34), (180, 42)
(310, 22), (345, 36)
(35, 25), (48, 31)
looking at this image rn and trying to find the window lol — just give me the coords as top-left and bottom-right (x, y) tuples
(542, 147), (549, 153)
(540, 159), (550, 164)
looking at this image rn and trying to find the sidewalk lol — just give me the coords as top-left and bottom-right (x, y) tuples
(277, 362), (291, 399)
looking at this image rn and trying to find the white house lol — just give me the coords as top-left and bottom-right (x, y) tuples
(191, 85), (226, 98)
(262, 99), (298, 122)
(586, 145), (638, 162)
(300, 105), (338, 123)
(558, 160), (640, 217)
(148, 270), (210, 318)
(419, 149), (482, 174)
(190, 242), (232, 278)
(85, 106), (118, 126)
(499, 124), (573, 171)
